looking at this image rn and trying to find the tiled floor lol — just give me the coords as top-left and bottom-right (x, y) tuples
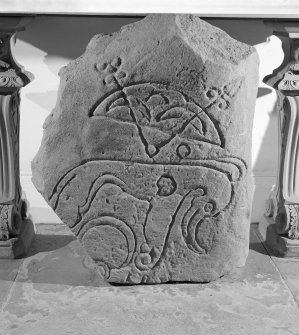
(0, 223), (299, 335)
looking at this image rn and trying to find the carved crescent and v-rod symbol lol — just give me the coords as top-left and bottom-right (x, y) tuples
(89, 82), (224, 158)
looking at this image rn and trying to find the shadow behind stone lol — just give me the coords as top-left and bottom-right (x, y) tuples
(249, 223), (271, 256)
(257, 87), (272, 98)
(20, 224), (270, 287)
(25, 233), (76, 257)
(17, 232), (107, 287)
(249, 241), (270, 256)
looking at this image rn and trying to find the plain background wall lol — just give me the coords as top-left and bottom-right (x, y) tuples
(12, 15), (283, 223)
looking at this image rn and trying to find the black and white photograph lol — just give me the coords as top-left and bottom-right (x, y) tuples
(0, 1), (299, 334)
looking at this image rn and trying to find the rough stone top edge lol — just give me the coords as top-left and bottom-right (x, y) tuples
(79, 14), (257, 69)
(174, 14), (257, 62)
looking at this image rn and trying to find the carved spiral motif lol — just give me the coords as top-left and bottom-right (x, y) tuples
(180, 188), (218, 254)
(80, 216), (136, 279)
(156, 175), (177, 196)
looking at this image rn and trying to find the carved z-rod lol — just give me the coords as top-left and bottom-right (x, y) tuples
(0, 17), (34, 257)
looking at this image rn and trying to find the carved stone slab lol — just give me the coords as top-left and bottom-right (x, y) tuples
(32, 14), (259, 283)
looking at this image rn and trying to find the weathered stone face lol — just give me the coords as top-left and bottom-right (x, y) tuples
(32, 14), (259, 284)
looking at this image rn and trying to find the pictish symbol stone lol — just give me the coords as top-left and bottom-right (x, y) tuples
(32, 14), (259, 284)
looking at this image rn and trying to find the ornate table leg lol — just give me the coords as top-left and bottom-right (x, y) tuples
(0, 20), (34, 258)
(260, 22), (299, 256)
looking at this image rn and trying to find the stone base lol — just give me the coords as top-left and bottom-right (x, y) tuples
(258, 215), (299, 257)
(0, 219), (35, 258)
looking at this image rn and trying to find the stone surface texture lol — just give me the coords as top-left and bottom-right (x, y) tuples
(32, 14), (259, 284)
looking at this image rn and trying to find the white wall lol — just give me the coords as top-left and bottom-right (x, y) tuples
(12, 16), (283, 223)
(2, 0), (299, 17)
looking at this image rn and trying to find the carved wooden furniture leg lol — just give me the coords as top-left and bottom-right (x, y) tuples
(260, 22), (299, 256)
(0, 19), (34, 258)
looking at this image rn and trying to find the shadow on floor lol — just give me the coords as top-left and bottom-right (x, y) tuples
(25, 233), (76, 257)
(249, 224), (271, 256)
(12, 231), (107, 287)
(249, 241), (270, 256)
(249, 223), (280, 257)
(8, 224), (272, 288)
